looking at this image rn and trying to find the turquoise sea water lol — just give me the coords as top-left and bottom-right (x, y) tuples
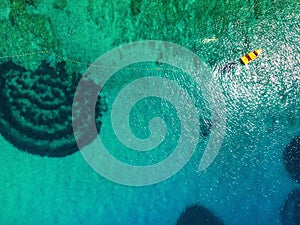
(0, 0), (300, 224)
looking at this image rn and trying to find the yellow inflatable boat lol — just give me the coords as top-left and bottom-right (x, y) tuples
(240, 48), (262, 65)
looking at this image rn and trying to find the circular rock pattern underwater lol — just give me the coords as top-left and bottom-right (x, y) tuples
(0, 60), (105, 157)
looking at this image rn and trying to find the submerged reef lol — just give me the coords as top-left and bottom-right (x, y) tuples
(283, 136), (300, 183)
(0, 60), (105, 157)
(176, 205), (225, 225)
(281, 188), (300, 225)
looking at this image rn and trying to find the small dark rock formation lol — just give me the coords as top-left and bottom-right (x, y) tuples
(0, 60), (105, 157)
(281, 188), (300, 225)
(283, 136), (300, 183)
(220, 61), (237, 75)
(130, 0), (142, 16)
(200, 120), (212, 137)
(176, 205), (225, 225)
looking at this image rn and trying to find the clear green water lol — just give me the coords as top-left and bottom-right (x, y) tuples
(0, 0), (299, 224)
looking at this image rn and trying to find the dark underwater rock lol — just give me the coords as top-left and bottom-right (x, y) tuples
(283, 136), (300, 183)
(176, 205), (225, 225)
(281, 188), (300, 225)
(220, 61), (237, 75)
(200, 120), (212, 137)
(0, 60), (105, 157)
(130, 0), (142, 16)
